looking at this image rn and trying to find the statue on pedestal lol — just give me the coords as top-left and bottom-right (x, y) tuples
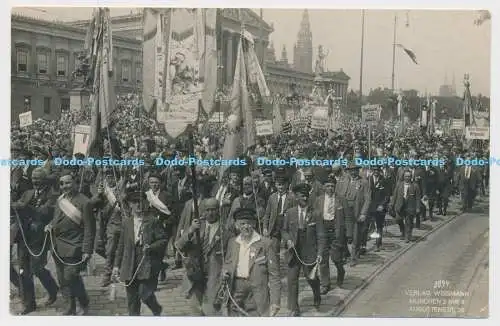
(314, 45), (329, 76)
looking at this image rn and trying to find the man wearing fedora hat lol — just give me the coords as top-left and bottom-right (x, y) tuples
(367, 167), (390, 251)
(222, 208), (280, 317)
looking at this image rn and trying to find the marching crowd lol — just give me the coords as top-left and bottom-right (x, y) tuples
(10, 98), (489, 317)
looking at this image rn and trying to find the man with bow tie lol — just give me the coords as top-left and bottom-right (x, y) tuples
(44, 171), (95, 315)
(282, 183), (325, 316)
(263, 173), (295, 263)
(314, 174), (347, 294)
(389, 169), (421, 242)
(222, 208), (281, 316)
(91, 168), (124, 287)
(176, 198), (229, 315)
(113, 191), (165, 316)
(11, 167), (59, 315)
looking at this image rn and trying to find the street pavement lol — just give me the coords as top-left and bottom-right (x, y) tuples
(10, 195), (485, 316)
(339, 199), (489, 318)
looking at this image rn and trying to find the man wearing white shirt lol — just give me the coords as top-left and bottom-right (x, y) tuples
(314, 175), (347, 294)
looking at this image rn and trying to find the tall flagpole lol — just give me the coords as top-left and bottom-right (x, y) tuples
(359, 9), (365, 117)
(391, 13), (397, 91)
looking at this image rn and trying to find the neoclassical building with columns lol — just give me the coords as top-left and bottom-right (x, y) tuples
(11, 9), (349, 120)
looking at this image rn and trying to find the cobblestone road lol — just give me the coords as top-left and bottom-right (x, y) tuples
(340, 198), (489, 318)
(10, 196), (474, 316)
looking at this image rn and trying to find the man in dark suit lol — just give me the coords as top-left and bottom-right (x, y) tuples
(457, 158), (480, 212)
(256, 168), (276, 206)
(303, 168), (324, 205)
(145, 173), (172, 282)
(10, 145), (34, 295)
(168, 165), (192, 269)
(282, 183), (325, 316)
(11, 168), (59, 315)
(176, 198), (229, 316)
(113, 191), (166, 316)
(436, 158), (454, 216)
(314, 175), (346, 294)
(341, 165), (371, 266)
(45, 171), (96, 315)
(420, 163), (439, 223)
(389, 169), (421, 242)
(222, 208), (281, 317)
(263, 174), (295, 261)
(367, 167), (390, 251)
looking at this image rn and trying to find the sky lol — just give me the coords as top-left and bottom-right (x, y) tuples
(12, 7), (491, 96)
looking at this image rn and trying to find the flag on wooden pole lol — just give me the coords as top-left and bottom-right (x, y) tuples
(87, 8), (116, 157)
(220, 32), (256, 179)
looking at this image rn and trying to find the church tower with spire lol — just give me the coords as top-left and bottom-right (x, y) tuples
(293, 9), (313, 73)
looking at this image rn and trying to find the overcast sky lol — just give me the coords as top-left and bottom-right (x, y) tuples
(12, 7), (491, 96)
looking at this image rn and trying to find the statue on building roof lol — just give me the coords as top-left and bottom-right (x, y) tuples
(314, 45), (329, 76)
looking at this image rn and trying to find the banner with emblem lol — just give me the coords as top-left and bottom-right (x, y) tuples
(147, 9), (217, 138)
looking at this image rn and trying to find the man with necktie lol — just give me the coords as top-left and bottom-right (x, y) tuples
(263, 173), (295, 262)
(11, 167), (59, 314)
(282, 183), (325, 316)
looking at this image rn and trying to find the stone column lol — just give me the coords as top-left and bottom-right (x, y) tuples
(69, 88), (90, 112)
(226, 31), (234, 86)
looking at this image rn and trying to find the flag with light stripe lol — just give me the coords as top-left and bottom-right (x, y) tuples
(396, 43), (418, 64)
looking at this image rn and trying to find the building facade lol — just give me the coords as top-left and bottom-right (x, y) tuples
(11, 9), (349, 121)
(11, 14), (142, 121)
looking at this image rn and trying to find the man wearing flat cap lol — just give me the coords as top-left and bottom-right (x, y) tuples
(314, 174), (347, 294)
(336, 163), (371, 266)
(263, 173), (295, 262)
(113, 190), (166, 316)
(44, 171), (95, 315)
(176, 198), (229, 315)
(283, 183), (325, 316)
(11, 167), (59, 314)
(222, 208), (280, 316)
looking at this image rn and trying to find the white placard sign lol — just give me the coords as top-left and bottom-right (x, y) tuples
(361, 104), (381, 123)
(310, 107), (329, 130)
(465, 126), (489, 140)
(73, 125), (91, 155)
(255, 120), (273, 136)
(209, 112), (224, 123)
(19, 111), (33, 128)
(451, 119), (464, 130)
